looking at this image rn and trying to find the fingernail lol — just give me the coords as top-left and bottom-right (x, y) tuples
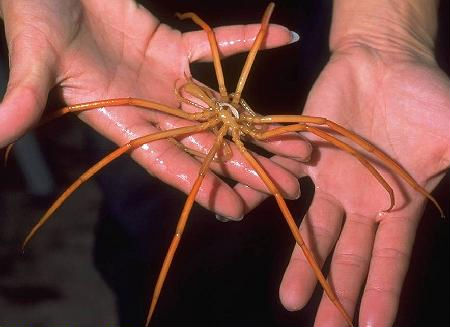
(286, 187), (301, 200)
(215, 214), (244, 222)
(296, 154), (311, 163)
(295, 142), (312, 162)
(289, 31), (300, 44)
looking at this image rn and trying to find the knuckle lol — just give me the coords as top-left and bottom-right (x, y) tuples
(332, 251), (368, 270)
(305, 219), (336, 241)
(364, 285), (400, 298)
(372, 246), (410, 262)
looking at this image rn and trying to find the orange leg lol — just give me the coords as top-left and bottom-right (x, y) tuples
(247, 122), (395, 211)
(168, 136), (231, 163)
(22, 120), (220, 250)
(4, 97), (213, 165)
(175, 83), (210, 111)
(249, 116), (444, 217)
(231, 129), (354, 327)
(176, 12), (228, 99)
(145, 124), (228, 326)
(307, 125), (395, 210)
(40, 97), (212, 125)
(232, 3), (274, 105)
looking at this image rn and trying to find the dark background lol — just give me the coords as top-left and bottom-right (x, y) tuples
(1, 1), (449, 326)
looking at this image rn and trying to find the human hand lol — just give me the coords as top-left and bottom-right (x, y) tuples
(0, 0), (309, 219)
(278, 1), (450, 325)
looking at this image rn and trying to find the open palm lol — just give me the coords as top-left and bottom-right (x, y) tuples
(0, 0), (307, 218)
(279, 46), (450, 326)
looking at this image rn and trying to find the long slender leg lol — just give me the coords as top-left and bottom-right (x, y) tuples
(178, 77), (216, 101)
(211, 126), (233, 161)
(176, 12), (228, 99)
(145, 124), (228, 326)
(306, 125), (396, 210)
(174, 84), (210, 111)
(168, 137), (211, 159)
(22, 120), (220, 250)
(231, 3), (275, 105)
(40, 97), (212, 125)
(247, 123), (395, 211)
(231, 129), (354, 327)
(248, 115), (444, 217)
(4, 98), (212, 167)
(169, 133), (232, 162)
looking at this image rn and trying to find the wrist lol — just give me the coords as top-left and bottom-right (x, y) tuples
(330, 0), (438, 62)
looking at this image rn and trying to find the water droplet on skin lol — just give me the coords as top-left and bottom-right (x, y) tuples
(377, 211), (387, 218)
(227, 159), (258, 177)
(98, 107), (137, 139)
(176, 173), (189, 183)
(185, 135), (208, 153)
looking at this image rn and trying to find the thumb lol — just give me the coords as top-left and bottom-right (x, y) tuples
(184, 23), (299, 63)
(0, 24), (55, 147)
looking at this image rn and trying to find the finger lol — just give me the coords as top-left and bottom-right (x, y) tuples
(233, 183), (268, 216)
(78, 104), (246, 219)
(231, 156), (307, 216)
(279, 191), (344, 311)
(270, 155), (308, 177)
(158, 117), (301, 199)
(184, 23), (298, 63)
(314, 214), (377, 326)
(0, 25), (54, 147)
(359, 214), (419, 327)
(126, 122), (247, 220)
